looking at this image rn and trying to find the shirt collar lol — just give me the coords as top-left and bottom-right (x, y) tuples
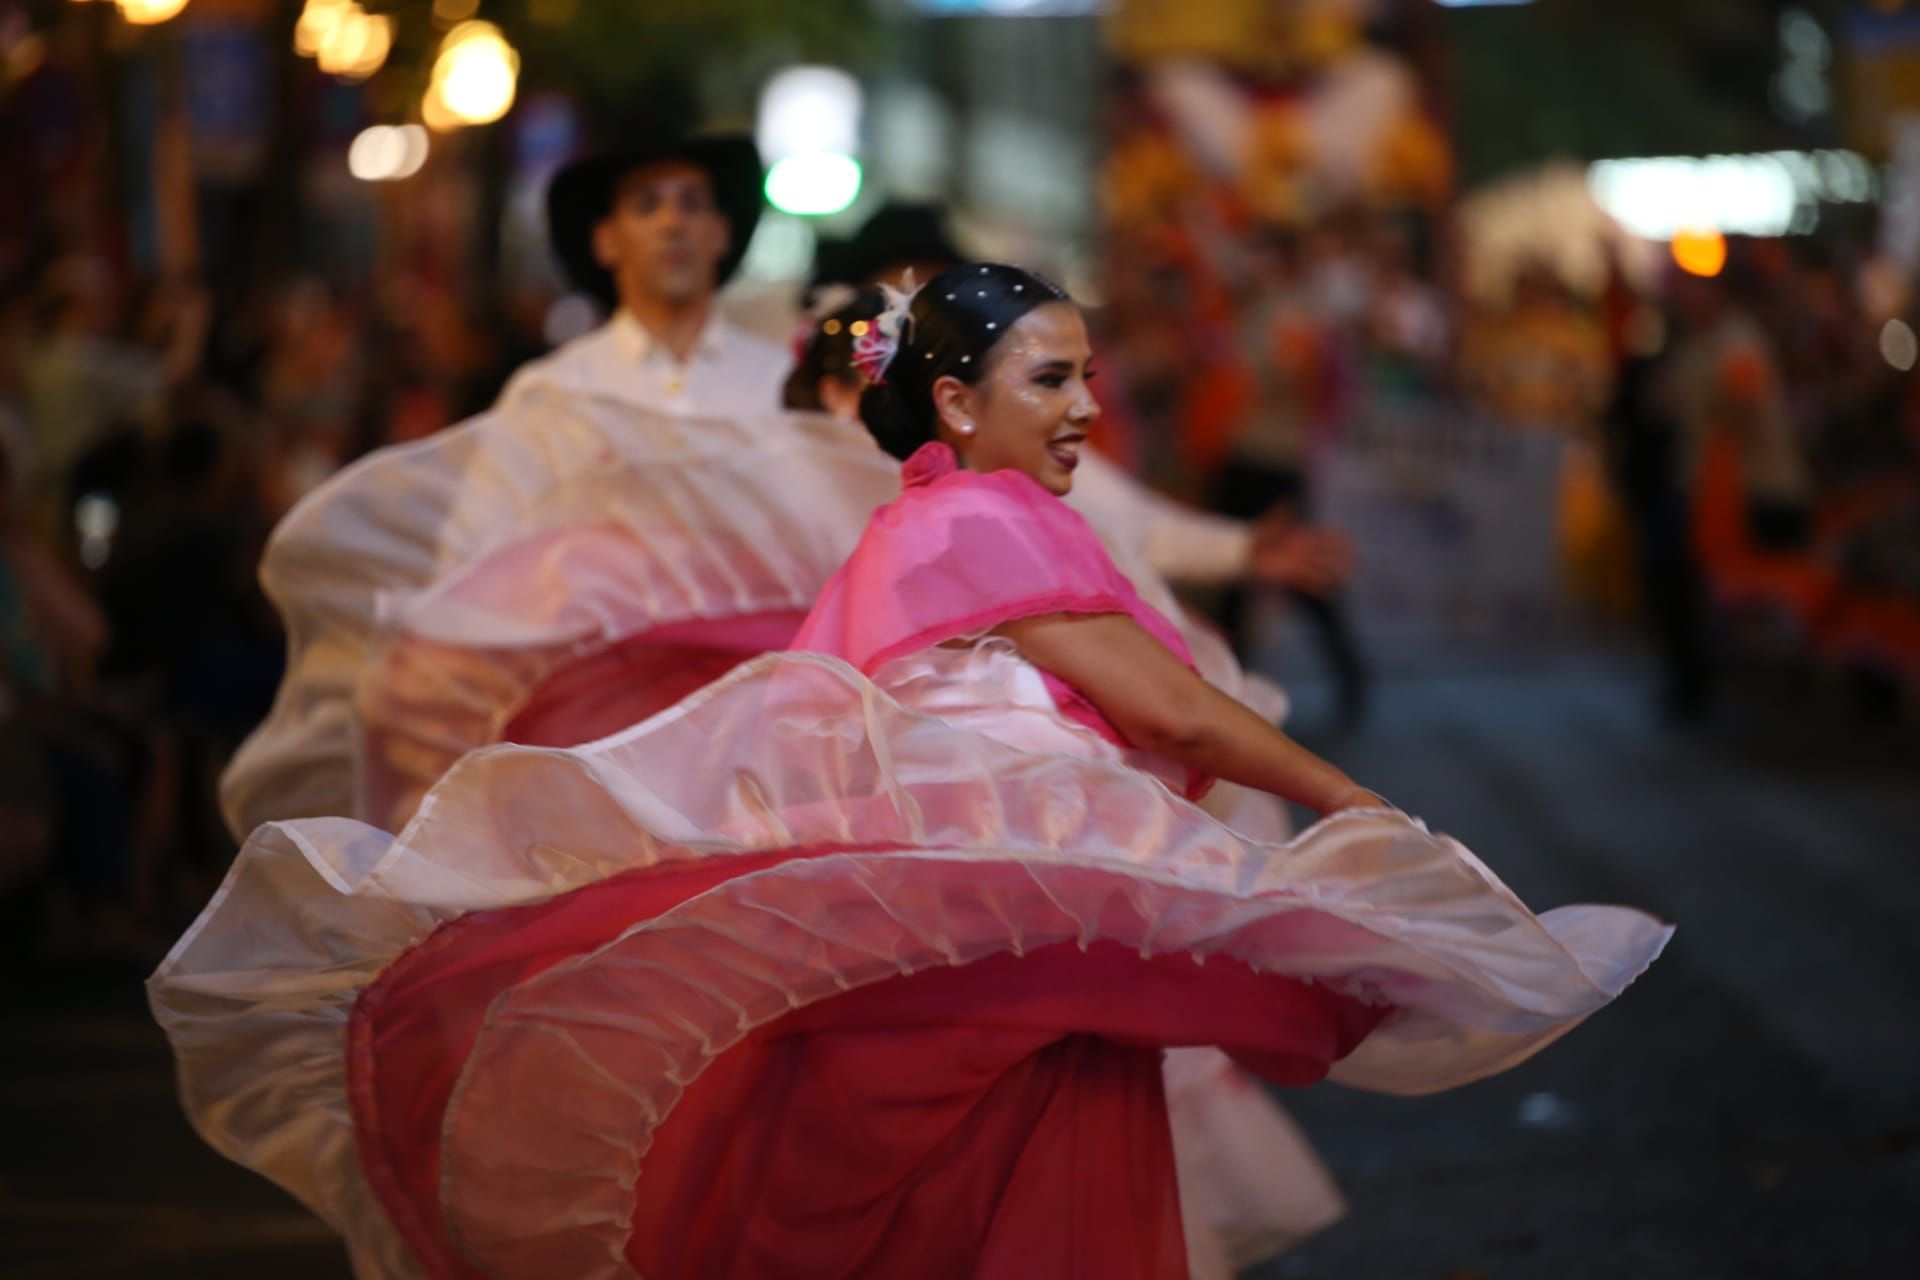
(609, 308), (728, 366)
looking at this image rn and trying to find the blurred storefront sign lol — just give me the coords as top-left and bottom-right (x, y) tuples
(1844, 10), (1920, 158)
(1587, 151), (1878, 240)
(1320, 405), (1571, 649)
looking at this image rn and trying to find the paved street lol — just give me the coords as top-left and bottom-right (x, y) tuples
(1258, 651), (1920, 1279)
(4, 651), (1916, 1278)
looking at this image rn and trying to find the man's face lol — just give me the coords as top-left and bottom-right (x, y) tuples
(592, 161), (731, 308)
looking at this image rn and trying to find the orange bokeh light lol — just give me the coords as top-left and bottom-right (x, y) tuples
(1671, 228), (1727, 278)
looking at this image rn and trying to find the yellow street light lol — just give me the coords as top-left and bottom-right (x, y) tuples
(426, 21), (519, 128)
(431, 22), (519, 126)
(294, 0), (350, 57)
(118, 0), (191, 24)
(316, 8), (393, 81)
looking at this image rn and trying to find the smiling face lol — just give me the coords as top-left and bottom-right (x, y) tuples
(932, 302), (1098, 496)
(592, 161), (732, 310)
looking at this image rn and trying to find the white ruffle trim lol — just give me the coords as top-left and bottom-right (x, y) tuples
(219, 390), (897, 837)
(157, 652), (1668, 1279)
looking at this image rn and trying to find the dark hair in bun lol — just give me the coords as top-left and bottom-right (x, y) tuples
(782, 288), (888, 412)
(858, 262), (1071, 462)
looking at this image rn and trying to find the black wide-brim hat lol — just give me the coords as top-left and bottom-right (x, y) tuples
(547, 132), (764, 305)
(809, 201), (967, 291)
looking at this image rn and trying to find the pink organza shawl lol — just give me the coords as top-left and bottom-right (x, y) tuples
(795, 443), (1209, 797)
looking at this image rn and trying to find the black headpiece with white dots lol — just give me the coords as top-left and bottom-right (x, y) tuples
(857, 263), (1071, 461)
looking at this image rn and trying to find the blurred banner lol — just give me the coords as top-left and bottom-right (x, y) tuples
(1319, 404), (1570, 649)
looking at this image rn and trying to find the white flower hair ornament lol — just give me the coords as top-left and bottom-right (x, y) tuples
(848, 275), (918, 387)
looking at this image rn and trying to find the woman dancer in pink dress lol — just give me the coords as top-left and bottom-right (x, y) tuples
(153, 264), (1669, 1280)
(786, 282), (1350, 1280)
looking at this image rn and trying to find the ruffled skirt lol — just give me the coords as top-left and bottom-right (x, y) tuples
(219, 390), (898, 836)
(158, 652), (1668, 1279)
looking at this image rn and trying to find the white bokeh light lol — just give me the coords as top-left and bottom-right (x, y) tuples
(757, 66), (863, 162)
(1880, 319), (1918, 373)
(430, 22), (519, 128)
(348, 125), (429, 182)
(765, 154), (863, 218)
(1590, 151), (1876, 239)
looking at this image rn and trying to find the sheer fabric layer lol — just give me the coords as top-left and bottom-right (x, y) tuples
(220, 390), (896, 835)
(153, 652), (1670, 1279)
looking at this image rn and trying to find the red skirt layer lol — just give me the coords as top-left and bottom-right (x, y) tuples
(350, 845), (1381, 1279)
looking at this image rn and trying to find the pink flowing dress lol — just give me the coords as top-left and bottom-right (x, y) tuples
(796, 442), (1212, 800)
(154, 445), (1671, 1280)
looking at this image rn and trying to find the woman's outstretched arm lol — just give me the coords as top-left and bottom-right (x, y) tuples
(995, 612), (1371, 815)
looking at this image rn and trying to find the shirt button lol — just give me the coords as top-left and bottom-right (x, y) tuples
(666, 374), (686, 396)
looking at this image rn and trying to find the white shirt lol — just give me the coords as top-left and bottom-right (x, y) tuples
(1069, 451), (1253, 587)
(501, 312), (1252, 583)
(501, 309), (789, 421)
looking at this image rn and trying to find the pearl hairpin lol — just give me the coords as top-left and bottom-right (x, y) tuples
(985, 322), (996, 330)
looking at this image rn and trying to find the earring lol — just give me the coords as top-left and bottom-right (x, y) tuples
(957, 422), (976, 436)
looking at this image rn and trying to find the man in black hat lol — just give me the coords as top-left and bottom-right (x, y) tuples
(503, 131), (789, 419)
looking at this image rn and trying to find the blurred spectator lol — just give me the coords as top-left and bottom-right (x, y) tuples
(1606, 301), (1715, 719)
(1, 420), (148, 960)
(1208, 225), (1370, 722)
(1362, 221), (1451, 395)
(1662, 261), (1812, 550)
(1463, 262), (1635, 620)
(1, 420), (106, 704)
(1460, 262), (1611, 434)
(255, 279), (368, 509)
(19, 254), (169, 487)
(98, 416), (277, 725)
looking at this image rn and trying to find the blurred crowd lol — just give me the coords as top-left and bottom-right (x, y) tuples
(0, 248), (546, 962)
(5, 198), (1919, 966)
(1095, 203), (1920, 716)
